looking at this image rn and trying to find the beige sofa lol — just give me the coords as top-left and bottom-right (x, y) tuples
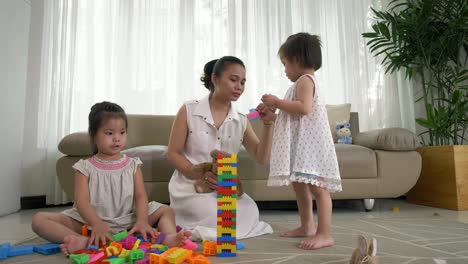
(56, 112), (421, 211)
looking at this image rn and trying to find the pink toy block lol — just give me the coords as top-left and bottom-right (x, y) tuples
(247, 109), (260, 120)
(181, 239), (198, 250)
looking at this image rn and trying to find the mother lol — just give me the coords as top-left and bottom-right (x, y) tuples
(167, 56), (275, 241)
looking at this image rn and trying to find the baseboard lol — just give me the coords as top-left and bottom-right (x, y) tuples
(20, 195), (46, 209)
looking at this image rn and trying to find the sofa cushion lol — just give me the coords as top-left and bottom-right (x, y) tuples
(122, 145), (174, 182)
(237, 144), (377, 180)
(58, 132), (93, 156)
(326, 104), (352, 142)
(335, 144), (377, 179)
(354, 128), (420, 151)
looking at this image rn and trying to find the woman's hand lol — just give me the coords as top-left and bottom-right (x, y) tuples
(202, 171), (217, 190)
(128, 221), (157, 241)
(261, 94), (279, 109)
(191, 162), (212, 180)
(256, 103), (276, 125)
(88, 222), (116, 247)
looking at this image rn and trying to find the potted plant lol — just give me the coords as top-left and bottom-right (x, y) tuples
(362, 0), (468, 210)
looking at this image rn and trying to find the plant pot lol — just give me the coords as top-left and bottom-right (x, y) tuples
(406, 145), (468, 210)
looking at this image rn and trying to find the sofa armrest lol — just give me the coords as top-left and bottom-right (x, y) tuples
(58, 132), (93, 156)
(354, 128), (420, 151)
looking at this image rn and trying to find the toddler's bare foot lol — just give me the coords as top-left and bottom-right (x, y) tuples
(280, 226), (316, 237)
(60, 235), (89, 256)
(298, 233), (335, 250)
(163, 230), (192, 247)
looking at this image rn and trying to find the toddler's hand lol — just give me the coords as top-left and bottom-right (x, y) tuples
(256, 103), (276, 124)
(128, 221), (157, 241)
(261, 94), (279, 109)
(88, 222), (115, 247)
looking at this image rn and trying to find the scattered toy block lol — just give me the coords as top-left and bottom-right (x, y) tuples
(33, 243), (61, 255)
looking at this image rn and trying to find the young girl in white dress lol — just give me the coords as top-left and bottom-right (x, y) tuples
(261, 33), (342, 250)
(31, 102), (189, 255)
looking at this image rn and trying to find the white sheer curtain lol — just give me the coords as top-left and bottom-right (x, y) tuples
(26, 0), (414, 204)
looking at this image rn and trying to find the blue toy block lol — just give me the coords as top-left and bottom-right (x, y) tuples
(217, 252), (236, 257)
(33, 243), (61, 255)
(236, 241), (245, 250)
(218, 181), (236, 187)
(0, 243), (12, 259)
(8, 245), (34, 257)
(217, 235), (236, 242)
(86, 245), (99, 250)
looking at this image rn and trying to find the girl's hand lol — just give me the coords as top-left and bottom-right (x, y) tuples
(261, 94), (279, 109)
(88, 222), (115, 247)
(128, 221), (157, 241)
(256, 103), (277, 125)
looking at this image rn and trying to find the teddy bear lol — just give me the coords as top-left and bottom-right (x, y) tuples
(192, 150), (244, 197)
(336, 122), (352, 144)
(349, 235), (378, 264)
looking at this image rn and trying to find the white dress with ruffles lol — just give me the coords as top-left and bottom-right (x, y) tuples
(267, 74), (342, 192)
(62, 154), (163, 231)
(169, 96), (273, 241)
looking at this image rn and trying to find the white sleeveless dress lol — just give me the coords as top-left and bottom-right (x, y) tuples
(168, 95), (273, 241)
(267, 74), (342, 192)
(62, 155), (163, 231)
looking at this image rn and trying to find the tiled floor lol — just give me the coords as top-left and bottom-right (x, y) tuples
(1, 198), (467, 245)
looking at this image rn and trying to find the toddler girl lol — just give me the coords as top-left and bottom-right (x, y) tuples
(261, 33), (342, 250)
(31, 101), (189, 255)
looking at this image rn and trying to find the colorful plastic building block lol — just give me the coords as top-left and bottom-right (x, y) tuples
(247, 108), (260, 120)
(216, 153), (237, 257)
(69, 253), (90, 264)
(181, 239), (198, 250)
(33, 243), (61, 255)
(111, 230), (128, 242)
(0, 243), (11, 259)
(236, 241), (245, 250)
(7, 245), (34, 257)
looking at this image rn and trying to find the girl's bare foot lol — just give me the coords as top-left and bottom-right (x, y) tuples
(280, 226), (316, 237)
(162, 230), (192, 247)
(298, 233), (335, 250)
(60, 235), (89, 256)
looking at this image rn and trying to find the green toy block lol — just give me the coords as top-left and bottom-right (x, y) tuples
(69, 253), (90, 264)
(110, 230), (128, 241)
(103, 257), (126, 264)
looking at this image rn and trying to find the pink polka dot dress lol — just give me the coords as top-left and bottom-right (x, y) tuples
(267, 74), (342, 192)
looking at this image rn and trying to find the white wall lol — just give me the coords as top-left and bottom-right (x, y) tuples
(0, 0), (31, 215)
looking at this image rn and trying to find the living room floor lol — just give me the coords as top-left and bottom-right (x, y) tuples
(1, 198), (468, 263)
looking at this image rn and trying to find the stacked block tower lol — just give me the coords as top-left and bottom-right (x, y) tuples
(216, 153), (237, 257)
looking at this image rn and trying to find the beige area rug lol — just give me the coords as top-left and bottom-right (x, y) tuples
(4, 213), (468, 264)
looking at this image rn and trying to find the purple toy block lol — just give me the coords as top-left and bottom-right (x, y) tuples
(119, 236), (137, 250)
(33, 243), (61, 255)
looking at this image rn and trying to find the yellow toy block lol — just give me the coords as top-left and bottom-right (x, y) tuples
(217, 226), (235, 236)
(217, 166), (237, 175)
(216, 243), (236, 253)
(118, 248), (129, 258)
(167, 248), (191, 264)
(132, 239), (141, 250)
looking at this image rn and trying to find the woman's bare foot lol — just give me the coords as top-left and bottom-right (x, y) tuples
(60, 235), (89, 256)
(298, 233), (335, 250)
(162, 230), (192, 247)
(280, 226), (316, 237)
